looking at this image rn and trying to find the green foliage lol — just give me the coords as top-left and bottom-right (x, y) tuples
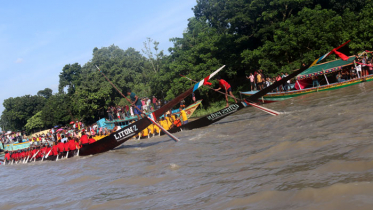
(25, 111), (44, 133)
(1, 95), (45, 131)
(37, 88), (53, 99)
(40, 93), (72, 128)
(58, 63), (82, 94)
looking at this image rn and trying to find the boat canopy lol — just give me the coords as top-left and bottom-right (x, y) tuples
(296, 56), (355, 80)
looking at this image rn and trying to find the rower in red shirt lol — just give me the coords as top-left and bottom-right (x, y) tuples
(4, 152), (10, 162)
(12, 151), (18, 161)
(57, 141), (65, 155)
(88, 135), (96, 144)
(36, 148), (43, 159)
(31, 148), (37, 158)
(80, 132), (89, 146)
(68, 137), (79, 151)
(64, 139), (70, 152)
(20, 150), (25, 159)
(214, 76), (238, 108)
(46, 145), (52, 155)
(40, 146), (47, 157)
(51, 143), (59, 156)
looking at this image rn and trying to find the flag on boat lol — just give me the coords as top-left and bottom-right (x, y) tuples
(193, 65), (225, 92)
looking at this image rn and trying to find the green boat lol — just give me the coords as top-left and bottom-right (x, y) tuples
(241, 56), (373, 103)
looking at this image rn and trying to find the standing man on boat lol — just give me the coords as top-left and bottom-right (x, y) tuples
(179, 107), (188, 125)
(214, 76), (237, 108)
(127, 89), (143, 120)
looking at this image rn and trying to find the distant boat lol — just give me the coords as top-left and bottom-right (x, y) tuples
(240, 56), (373, 103)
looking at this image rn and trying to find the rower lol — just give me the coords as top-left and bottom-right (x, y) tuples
(165, 114), (174, 129)
(173, 115), (182, 127)
(160, 117), (170, 131)
(64, 137), (71, 153)
(51, 142), (59, 157)
(4, 151), (10, 163)
(68, 137), (80, 153)
(80, 131), (89, 146)
(214, 76), (237, 107)
(57, 140), (65, 155)
(88, 135), (96, 144)
(179, 107), (188, 125)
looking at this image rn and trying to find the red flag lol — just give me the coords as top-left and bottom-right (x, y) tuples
(332, 49), (349, 61)
(203, 76), (212, 86)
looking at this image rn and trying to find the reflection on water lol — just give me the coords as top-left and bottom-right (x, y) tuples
(2, 82), (373, 210)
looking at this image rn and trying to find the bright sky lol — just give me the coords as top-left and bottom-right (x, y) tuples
(0, 0), (196, 117)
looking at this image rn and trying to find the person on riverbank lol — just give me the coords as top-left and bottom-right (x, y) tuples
(214, 76), (237, 108)
(127, 90), (143, 120)
(256, 71), (263, 90)
(152, 96), (157, 109)
(246, 73), (255, 91)
(107, 107), (113, 121)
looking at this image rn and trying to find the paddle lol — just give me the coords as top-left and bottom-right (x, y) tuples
(180, 74), (281, 116)
(95, 65), (181, 142)
(43, 149), (52, 160)
(31, 150), (40, 162)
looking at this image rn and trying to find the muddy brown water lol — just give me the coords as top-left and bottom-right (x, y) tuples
(2, 82), (373, 210)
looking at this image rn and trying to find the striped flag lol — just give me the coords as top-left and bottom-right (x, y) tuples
(192, 65), (225, 92)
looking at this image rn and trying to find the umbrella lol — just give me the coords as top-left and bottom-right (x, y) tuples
(70, 121), (74, 125)
(54, 125), (59, 128)
(57, 128), (63, 132)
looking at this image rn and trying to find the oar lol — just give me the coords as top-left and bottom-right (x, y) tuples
(95, 65), (180, 142)
(44, 149), (52, 160)
(180, 75), (281, 116)
(76, 146), (79, 157)
(65, 151), (69, 159)
(31, 150), (40, 162)
(25, 155), (30, 163)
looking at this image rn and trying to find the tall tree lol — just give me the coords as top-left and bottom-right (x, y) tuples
(37, 88), (53, 99)
(58, 63), (82, 94)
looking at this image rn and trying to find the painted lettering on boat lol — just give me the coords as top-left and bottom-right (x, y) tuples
(207, 104), (240, 121)
(113, 125), (138, 141)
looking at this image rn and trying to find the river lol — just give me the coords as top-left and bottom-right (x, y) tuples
(2, 81), (373, 210)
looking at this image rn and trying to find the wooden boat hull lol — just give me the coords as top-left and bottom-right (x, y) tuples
(241, 75), (373, 103)
(80, 117), (151, 156)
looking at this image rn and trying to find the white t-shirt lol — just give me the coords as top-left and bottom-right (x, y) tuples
(356, 65), (362, 72)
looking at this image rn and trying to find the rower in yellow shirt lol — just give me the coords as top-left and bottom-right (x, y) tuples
(179, 107), (188, 125)
(160, 117), (170, 130)
(165, 114), (174, 130)
(148, 124), (155, 137)
(154, 121), (161, 136)
(142, 126), (149, 138)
